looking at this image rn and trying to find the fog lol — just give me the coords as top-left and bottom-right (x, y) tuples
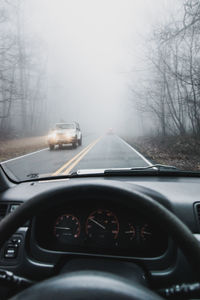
(1, 0), (178, 137)
(23, 0), (175, 134)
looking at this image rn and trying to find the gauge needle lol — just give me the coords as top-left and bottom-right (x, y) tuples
(142, 231), (151, 235)
(55, 226), (71, 230)
(89, 218), (106, 230)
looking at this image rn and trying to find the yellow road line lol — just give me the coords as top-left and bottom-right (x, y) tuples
(62, 137), (101, 175)
(52, 137), (101, 176)
(52, 141), (95, 175)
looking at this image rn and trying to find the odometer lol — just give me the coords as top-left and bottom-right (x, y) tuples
(86, 209), (119, 242)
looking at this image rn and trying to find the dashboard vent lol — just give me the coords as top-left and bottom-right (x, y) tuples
(0, 202), (28, 227)
(195, 203), (200, 228)
(0, 204), (8, 220)
(0, 202), (22, 221)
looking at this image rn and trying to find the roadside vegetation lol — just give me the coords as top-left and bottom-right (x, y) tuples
(0, 136), (46, 162)
(124, 135), (200, 171)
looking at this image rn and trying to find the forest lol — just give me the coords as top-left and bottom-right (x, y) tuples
(134, 0), (200, 140)
(0, 0), (47, 139)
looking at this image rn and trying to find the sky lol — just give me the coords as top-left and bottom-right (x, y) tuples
(23, 0), (178, 134)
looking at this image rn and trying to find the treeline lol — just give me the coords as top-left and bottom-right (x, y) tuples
(134, 0), (200, 139)
(0, 0), (47, 138)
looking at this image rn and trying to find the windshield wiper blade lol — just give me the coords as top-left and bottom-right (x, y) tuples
(130, 164), (178, 171)
(104, 164), (178, 175)
(70, 165), (178, 176)
(104, 164), (179, 174)
(103, 165), (200, 176)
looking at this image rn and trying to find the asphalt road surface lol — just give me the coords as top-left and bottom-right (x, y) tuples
(1, 134), (152, 181)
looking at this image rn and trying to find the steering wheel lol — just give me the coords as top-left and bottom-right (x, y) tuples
(0, 181), (200, 300)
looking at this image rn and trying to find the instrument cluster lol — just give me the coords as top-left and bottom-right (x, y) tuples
(34, 204), (168, 258)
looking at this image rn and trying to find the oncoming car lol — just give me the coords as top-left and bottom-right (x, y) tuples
(106, 128), (114, 135)
(47, 122), (82, 150)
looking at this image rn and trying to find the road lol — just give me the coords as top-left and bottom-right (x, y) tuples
(1, 134), (152, 181)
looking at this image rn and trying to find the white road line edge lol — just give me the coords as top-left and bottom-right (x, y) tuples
(116, 136), (153, 166)
(1, 148), (48, 164)
(1, 136), (153, 166)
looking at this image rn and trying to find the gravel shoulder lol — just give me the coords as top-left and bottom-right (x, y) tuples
(0, 136), (47, 162)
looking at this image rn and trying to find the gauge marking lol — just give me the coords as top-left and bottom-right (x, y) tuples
(123, 223), (136, 241)
(140, 224), (152, 241)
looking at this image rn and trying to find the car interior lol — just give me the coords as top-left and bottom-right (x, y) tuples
(0, 165), (200, 299)
(0, 0), (200, 299)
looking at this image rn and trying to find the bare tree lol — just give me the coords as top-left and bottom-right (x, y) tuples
(0, 0), (48, 138)
(131, 0), (200, 139)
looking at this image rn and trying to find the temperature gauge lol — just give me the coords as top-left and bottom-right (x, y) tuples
(140, 224), (152, 241)
(124, 223), (136, 241)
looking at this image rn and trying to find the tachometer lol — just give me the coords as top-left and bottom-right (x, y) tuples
(86, 209), (119, 241)
(53, 214), (80, 243)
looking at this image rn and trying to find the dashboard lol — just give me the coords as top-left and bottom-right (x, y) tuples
(0, 175), (200, 289)
(34, 200), (168, 257)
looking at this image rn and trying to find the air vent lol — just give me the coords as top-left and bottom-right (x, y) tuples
(0, 204), (8, 219)
(195, 203), (200, 229)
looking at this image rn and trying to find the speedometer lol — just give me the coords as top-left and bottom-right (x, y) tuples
(86, 209), (119, 241)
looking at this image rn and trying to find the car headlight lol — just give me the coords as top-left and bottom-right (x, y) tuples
(49, 132), (57, 139)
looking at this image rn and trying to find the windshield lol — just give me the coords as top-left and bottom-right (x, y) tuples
(0, 0), (200, 181)
(56, 124), (75, 130)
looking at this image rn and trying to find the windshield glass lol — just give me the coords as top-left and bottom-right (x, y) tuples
(0, 0), (200, 181)
(56, 124), (75, 130)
